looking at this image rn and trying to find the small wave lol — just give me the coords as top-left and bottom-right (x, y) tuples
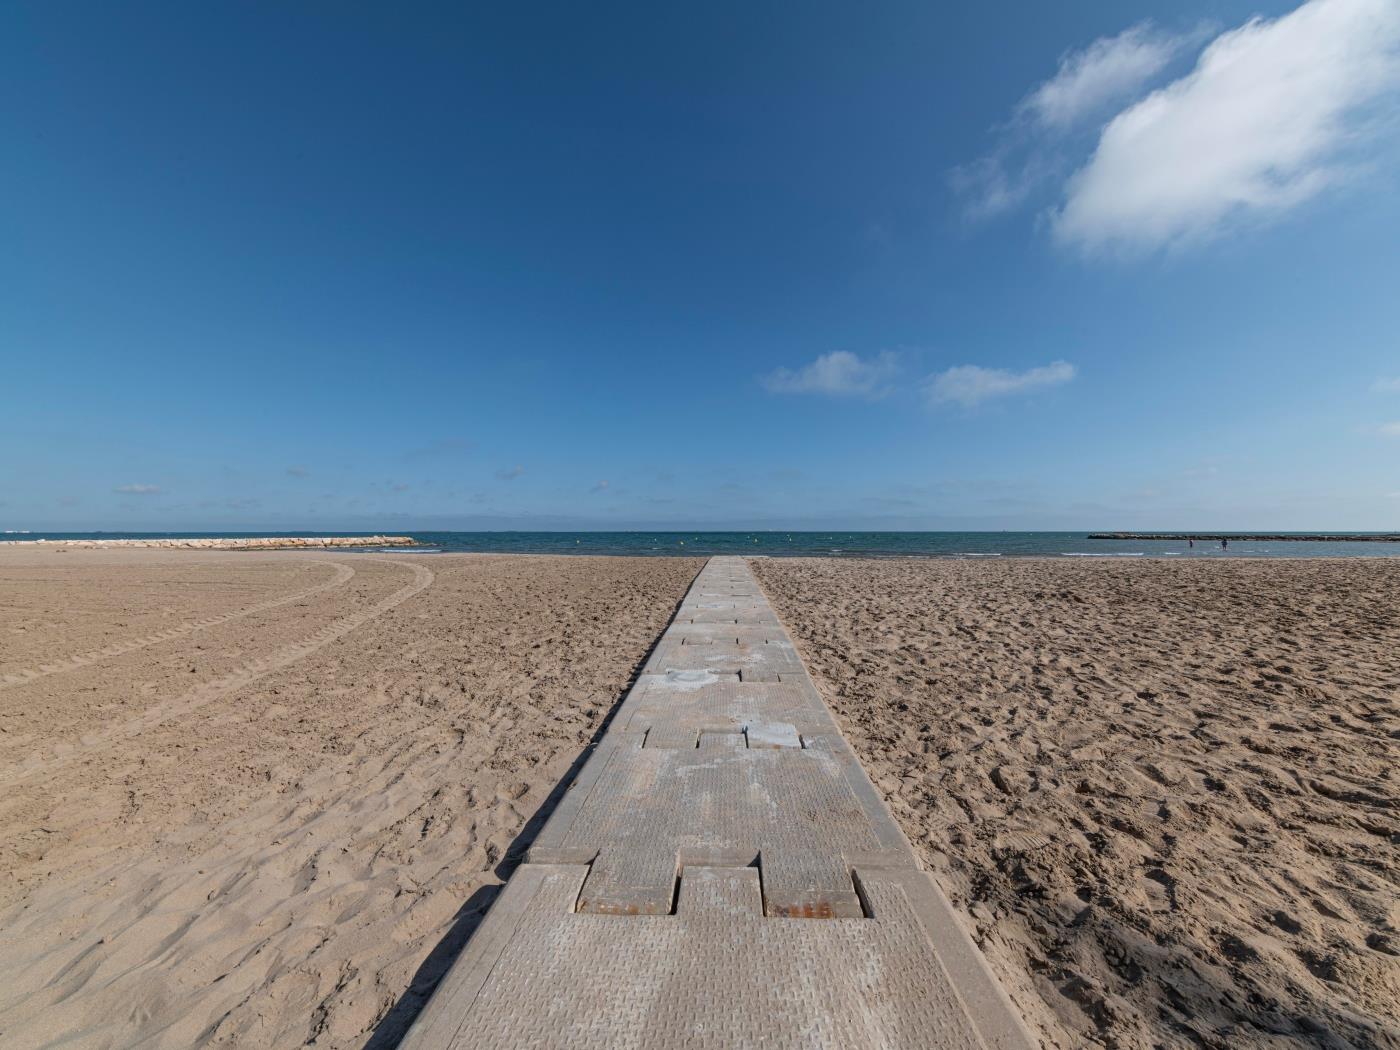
(956, 552), (1002, 557)
(1062, 552), (1144, 557)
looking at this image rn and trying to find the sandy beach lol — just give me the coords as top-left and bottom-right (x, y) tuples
(756, 557), (1400, 1049)
(1, 550), (1396, 1049)
(0, 549), (702, 1049)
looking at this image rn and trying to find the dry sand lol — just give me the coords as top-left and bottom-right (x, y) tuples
(0, 548), (701, 1049)
(754, 557), (1400, 1050)
(2, 550), (1396, 1049)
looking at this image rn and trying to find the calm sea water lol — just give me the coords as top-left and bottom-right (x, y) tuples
(6, 531), (1399, 558)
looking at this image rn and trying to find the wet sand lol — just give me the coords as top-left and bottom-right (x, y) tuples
(1, 550), (1396, 1049)
(755, 557), (1400, 1050)
(0, 549), (702, 1049)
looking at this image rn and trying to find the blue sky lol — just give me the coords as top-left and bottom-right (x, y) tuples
(3, 0), (1398, 531)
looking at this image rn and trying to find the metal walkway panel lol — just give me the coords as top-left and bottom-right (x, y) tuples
(402, 557), (1034, 1050)
(401, 863), (1027, 1050)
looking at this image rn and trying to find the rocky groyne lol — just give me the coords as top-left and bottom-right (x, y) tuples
(0, 535), (418, 551)
(1088, 533), (1399, 542)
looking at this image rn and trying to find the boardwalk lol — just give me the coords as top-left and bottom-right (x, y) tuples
(403, 557), (1032, 1049)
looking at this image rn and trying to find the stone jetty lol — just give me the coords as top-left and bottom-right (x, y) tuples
(1088, 533), (1399, 542)
(1, 535), (417, 550)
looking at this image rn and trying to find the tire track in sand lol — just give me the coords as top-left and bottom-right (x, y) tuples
(0, 558), (435, 786)
(0, 560), (358, 690)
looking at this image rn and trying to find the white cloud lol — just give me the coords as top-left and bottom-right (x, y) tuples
(952, 24), (1190, 219)
(1022, 23), (1185, 130)
(1379, 421), (1400, 436)
(928, 361), (1077, 408)
(762, 351), (898, 398)
(591, 479), (610, 492)
(1054, 0), (1400, 251)
(1373, 376), (1400, 392)
(495, 465), (525, 481)
(113, 483), (160, 495)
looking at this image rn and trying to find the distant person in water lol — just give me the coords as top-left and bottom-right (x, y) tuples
(1222, 538), (1228, 550)
(1189, 538), (1194, 548)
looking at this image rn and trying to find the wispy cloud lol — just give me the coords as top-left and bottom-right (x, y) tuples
(761, 351), (898, 398)
(591, 479), (610, 492)
(1379, 421), (1400, 437)
(1023, 23), (1187, 131)
(1374, 376), (1400, 393)
(286, 465), (310, 478)
(495, 464), (525, 481)
(928, 361), (1076, 408)
(113, 483), (161, 495)
(1054, 0), (1400, 251)
(950, 152), (1062, 221)
(953, 23), (1192, 219)
(957, 0), (1400, 252)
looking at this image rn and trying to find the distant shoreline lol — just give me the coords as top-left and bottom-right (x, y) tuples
(1088, 533), (1400, 542)
(3, 531), (1398, 557)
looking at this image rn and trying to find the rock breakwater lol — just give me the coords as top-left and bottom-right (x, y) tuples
(1088, 533), (1399, 542)
(1, 535), (418, 551)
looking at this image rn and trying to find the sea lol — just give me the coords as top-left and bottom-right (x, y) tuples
(5, 531), (1399, 558)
